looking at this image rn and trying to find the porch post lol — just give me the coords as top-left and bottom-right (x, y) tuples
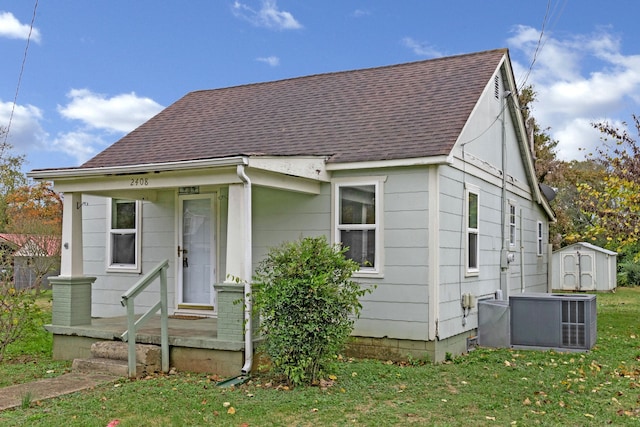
(225, 183), (248, 281)
(49, 192), (96, 326)
(214, 184), (248, 342)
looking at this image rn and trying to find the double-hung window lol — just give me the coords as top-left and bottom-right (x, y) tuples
(537, 221), (544, 256)
(466, 184), (480, 275)
(333, 179), (383, 276)
(508, 201), (517, 248)
(107, 198), (141, 272)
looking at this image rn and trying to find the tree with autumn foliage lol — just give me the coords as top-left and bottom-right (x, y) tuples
(577, 115), (640, 261)
(4, 181), (63, 293)
(518, 86), (605, 249)
(0, 127), (45, 357)
(0, 127), (27, 231)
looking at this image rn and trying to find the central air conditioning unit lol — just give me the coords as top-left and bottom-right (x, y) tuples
(509, 293), (597, 350)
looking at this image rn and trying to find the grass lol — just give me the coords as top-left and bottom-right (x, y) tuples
(0, 289), (639, 426)
(0, 291), (71, 388)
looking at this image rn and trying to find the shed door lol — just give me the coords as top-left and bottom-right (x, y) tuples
(561, 251), (595, 291)
(177, 195), (216, 311)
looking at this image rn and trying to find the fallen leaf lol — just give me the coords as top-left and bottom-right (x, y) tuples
(584, 413), (594, 418)
(485, 416), (496, 421)
(227, 407), (236, 415)
(223, 402), (231, 408)
(328, 374), (337, 380)
(311, 408), (318, 412)
(523, 397), (531, 406)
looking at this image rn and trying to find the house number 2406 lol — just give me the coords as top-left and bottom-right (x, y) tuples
(130, 178), (149, 186)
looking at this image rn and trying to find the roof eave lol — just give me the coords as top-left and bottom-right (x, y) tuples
(28, 156), (250, 180)
(326, 155), (453, 171)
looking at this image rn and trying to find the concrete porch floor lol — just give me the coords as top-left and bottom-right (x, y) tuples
(46, 315), (247, 376)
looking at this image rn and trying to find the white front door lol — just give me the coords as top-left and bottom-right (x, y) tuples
(178, 194), (216, 311)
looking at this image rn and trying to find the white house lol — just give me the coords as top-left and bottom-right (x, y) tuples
(29, 49), (554, 372)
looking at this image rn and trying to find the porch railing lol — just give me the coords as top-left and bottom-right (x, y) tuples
(120, 259), (170, 377)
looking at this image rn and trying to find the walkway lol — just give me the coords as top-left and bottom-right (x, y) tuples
(0, 372), (119, 411)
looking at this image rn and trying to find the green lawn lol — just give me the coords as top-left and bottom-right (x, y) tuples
(0, 289), (639, 426)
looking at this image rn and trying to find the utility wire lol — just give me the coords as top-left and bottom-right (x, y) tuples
(2, 0), (39, 156)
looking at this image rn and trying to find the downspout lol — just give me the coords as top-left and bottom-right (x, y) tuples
(237, 164), (253, 375)
(520, 208), (525, 293)
(500, 90), (511, 299)
(427, 166), (440, 340)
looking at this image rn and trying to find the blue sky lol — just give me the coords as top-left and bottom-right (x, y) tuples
(1, 1), (639, 172)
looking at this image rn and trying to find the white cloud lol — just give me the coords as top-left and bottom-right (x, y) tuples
(232, 0), (302, 30)
(51, 131), (105, 165)
(257, 55), (280, 66)
(508, 26), (640, 161)
(352, 9), (371, 18)
(401, 37), (443, 58)
(58, 89), (164, 133)
(0, 100), (47, 153)
(0, 11), (41, 43)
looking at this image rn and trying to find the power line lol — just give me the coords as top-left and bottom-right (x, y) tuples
(2, 0), (40, 154)
(517, 0), (568, 91)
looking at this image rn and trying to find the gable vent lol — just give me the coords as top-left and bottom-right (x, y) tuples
(494, 75), (500, 99)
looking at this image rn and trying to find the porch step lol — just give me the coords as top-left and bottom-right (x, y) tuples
(72, 341), (162, 377)
(72, 357), (132, 377)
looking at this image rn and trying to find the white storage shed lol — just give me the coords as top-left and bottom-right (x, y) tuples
(552, 242), (617, 292)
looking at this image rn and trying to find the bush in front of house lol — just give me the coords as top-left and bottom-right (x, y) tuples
(0, 269), (41, 362)
(252, 236), (371, 386)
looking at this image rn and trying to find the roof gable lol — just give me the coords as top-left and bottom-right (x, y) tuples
(80, 49), (508, 169)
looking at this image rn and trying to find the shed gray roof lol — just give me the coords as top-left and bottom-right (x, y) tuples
(78, 49), (507, 169)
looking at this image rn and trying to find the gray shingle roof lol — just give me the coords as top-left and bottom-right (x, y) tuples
(80, 49), (507, 169)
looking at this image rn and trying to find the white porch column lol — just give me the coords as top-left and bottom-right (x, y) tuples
(225, 183), (249, 282)
(49, 192), (96, 326)
(60, 192), (84, 276)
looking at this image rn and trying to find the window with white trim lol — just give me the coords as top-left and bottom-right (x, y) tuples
(334, 179), (382, 275)
(466, 185), (480, 274)
(509, 201), (517, 248)
(537, 221), (544, 256)
(107, 198), (141, 272)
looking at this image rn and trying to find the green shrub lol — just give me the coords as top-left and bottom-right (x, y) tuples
(617, 261), (640, 287)
(252, 236), (372, 386)
(0, 275), (41, 362)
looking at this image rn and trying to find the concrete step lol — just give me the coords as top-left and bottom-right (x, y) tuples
(72, 357), (133, 377)
(71, 341), (162, 377)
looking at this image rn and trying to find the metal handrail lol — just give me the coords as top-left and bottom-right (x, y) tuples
(120, 259), (170, 377)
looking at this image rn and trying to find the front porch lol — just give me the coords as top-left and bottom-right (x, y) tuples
(46, 315), (248, 377)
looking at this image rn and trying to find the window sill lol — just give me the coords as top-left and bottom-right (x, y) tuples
(353, 269), (384, 279)
(107, 265), (141, 274)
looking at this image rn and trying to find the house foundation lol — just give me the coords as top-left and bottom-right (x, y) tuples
(346, 331), (477, 363)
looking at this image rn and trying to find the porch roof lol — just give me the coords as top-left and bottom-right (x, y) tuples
(30, 49), (508, 176)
